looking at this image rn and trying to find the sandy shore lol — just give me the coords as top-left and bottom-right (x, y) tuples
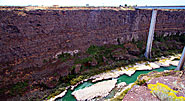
(72, 79), (117, 101)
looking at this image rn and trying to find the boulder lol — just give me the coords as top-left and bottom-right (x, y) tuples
(147, 76), (185, 100)
(117, 82), (127, 88)
(123, 85), (160, 101)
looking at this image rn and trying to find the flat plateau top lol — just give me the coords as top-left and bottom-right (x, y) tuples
(0, 6), (134, 11)
(0, 6), (184, 11)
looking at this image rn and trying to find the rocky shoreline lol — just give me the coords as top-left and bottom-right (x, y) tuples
(90, 54), (180, 82)
(49, 54), (181, 100)
(113, 83), (134, 99)
(48, 90), (67, 101)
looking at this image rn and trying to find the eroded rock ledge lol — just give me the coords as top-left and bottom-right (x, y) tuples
(123, 70), (185, 101)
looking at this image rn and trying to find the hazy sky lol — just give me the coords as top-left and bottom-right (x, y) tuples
(0, 0), (185, 6)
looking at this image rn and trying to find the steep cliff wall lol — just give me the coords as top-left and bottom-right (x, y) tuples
(0, 9), (185, 68)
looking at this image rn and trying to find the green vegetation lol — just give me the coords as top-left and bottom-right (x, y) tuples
(162, 32), (185, 44)
(54, 72), (58, 76)
(58, 33), (184, 86)
(148, 83), (185, 100)
(152, 33), (184, 58)
(59, 75), (76, 85)
(163, 72), (171, 76)
(70, 75), (86, 85)
(46, 87), (66, 100)
(0, 88), (5, 96)
(86, 45), (102, 55)
(154, 32), (185, 42)
(45, 32), (184, 100)
(9, 81), (29, 96)
(86, 44), (124, 56)
(154, 74), (161, 78)
(111, 87), (131, 101)
(43, 59), (48, 63)
(57, 53), (72, 62)
(74, 57), (93, 64)
(136, 79), (146, 86)
(136, 41), (145, 50)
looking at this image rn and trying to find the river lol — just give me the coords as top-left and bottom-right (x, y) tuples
(56, 66), (176, 101)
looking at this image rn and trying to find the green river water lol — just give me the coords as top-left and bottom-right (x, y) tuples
(57, 66), (177, 101)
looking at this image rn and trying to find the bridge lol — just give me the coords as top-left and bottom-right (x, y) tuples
(135, 6), (185, 10)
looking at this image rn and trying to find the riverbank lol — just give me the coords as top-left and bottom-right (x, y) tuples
(50, 54), (181, 100)
(89, 54), (180, 83)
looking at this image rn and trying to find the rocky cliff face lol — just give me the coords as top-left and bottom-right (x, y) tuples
(0, 9), (185, 68)
(0, 9), (147, 68)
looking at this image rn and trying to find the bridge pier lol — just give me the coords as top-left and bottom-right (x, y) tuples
(145, 9), (158, 58)
(175, 47), (185, 71)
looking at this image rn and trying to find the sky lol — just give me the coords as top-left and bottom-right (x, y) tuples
(0, 0), (185, 6)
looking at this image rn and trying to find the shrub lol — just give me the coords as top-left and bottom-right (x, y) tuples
(136, 79), (146, 86)
(46, 87), (65, 100)
(59, 74), (76, 85)
(75, 57), (93, 64)
(70, 76), (84, 85)
(148, 83), (185, 100)
(86, 45), (102, 55)
(163, 72), (171, 76)
(43, 59), (48, 63)
(57, 53), (71, 62)
(10, 81), (29, 96)
(136, 41), (145, 50)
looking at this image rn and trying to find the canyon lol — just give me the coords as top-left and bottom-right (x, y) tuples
(0, 7), (185, 100)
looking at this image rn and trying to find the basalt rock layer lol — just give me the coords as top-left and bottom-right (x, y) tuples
(0, 9), (185, 68)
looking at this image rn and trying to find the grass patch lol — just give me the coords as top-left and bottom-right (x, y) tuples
(163, 72), (171, 76)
